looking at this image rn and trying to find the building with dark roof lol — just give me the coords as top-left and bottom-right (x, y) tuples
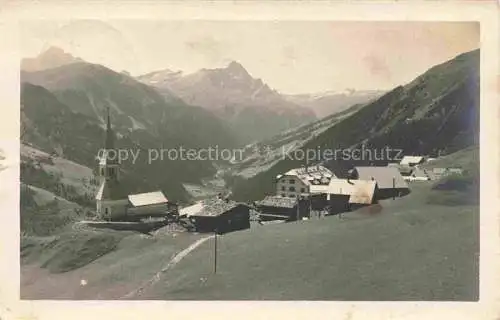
(255, 196), (309, 221)
(181, 198), (250, 234)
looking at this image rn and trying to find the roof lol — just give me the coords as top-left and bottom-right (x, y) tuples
(179, 202), (204, 217)
(400, 156), (425, 166)
(256, 196), (298, 209)
(277, 165), (335, 186)
(187, 198), (247, 217)
(326, 179), (377, 204)
(353, 166), (408, 189)
(128, 191), (168, 207)
(95, 179), (129, 201)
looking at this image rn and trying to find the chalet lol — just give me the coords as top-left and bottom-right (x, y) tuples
(399, 156), (426, 167)
(310, 178), (378, 214)
(95, 108), (174, 221)
(180, 198), (250, 234)
(350, 166), (409, 199)
(255, 196), (309, 221)
(275, 165), (335, 198)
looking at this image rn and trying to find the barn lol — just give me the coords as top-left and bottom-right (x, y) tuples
(180, 198), (250, 234)
(255, 196), (309, 221)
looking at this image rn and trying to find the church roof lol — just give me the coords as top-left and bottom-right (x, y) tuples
(128, 191), (168, 207)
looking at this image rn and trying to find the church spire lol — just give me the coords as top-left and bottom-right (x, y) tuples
(105, 106), (114, 150)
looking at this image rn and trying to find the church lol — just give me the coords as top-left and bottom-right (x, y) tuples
(95, 108), (173, 221)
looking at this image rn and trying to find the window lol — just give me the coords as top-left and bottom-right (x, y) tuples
(105, 208), (109, 215)
(289, 194), (295, 198)
(281, 193), (286, 197)
(300, 188), (306, 193)
(281, 186), (286, 191)
(289, 179), (295, 184)
(289, 186), (296, 192)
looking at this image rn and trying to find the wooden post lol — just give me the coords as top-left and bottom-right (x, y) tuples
(214, 229), (217, 274)
(296, 195), (300, 221)
(392, 177), (396, 200)
(308, 194), (312, 218)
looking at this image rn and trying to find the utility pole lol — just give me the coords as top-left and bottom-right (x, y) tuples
(214, 228), (218, 274)
(392, 177), (396, 200)
(296, 195), (300, 221)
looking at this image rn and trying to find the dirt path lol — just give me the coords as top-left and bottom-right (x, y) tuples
(121, 234), (214, 299)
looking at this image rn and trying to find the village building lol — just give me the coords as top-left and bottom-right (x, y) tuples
(349, 166), (409, 199)
(275, 165), (335, 198)
(309, 178), (378, 214)
(399, 156), (426, 167)
(95, 108), (172, 221)
(255, 196), (309, 222)
(179, 198), (250, 234)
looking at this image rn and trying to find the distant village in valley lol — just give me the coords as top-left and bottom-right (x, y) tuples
(19, 23), (479, 301)
(84, 108), (466, 236)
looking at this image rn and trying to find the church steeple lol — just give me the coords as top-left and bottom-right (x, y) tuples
(97, 106), (120, 181)
(105, 106), (114, 151)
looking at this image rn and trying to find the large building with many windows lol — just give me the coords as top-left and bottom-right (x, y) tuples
(275, 165), (335, 198)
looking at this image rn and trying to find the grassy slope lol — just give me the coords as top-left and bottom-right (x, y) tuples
(140, 183), (478, 301)
(21, 231), (205, 299)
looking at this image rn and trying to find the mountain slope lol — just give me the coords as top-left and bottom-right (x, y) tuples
(21, 60), (236, 150)
(20, 81), (229, 203)
(222, 102), (365, 180)
(284, 89), (384, 118)
(137, 62), (317, 144)
(232, 49), (480, 201)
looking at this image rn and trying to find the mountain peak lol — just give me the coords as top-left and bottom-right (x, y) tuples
(22, 46), (82, 72)
(226, 61), (249, 75)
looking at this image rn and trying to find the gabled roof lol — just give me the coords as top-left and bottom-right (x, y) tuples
(312, 178), (377, 204)
(179, 202), (204, 217)
(186, 198), (248, 217)
(128, 191), (168, 207)
(256, 196), (298, 209)
(353, 166), (408, 189)
(400, 156), (425, 166)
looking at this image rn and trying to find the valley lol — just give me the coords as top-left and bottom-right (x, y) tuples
(18, 45), (480, 301)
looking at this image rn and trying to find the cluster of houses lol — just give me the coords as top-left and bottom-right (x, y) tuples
(93, 110), (464, 235)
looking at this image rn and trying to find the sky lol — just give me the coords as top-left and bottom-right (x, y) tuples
(20, 20), (479, 94)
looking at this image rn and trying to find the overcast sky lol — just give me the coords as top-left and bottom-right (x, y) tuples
(20, 20), (479, 94)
